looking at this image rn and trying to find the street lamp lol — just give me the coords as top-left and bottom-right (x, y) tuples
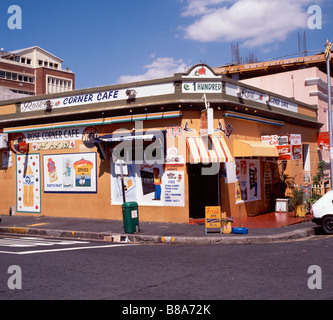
(325, 38), (333, 189)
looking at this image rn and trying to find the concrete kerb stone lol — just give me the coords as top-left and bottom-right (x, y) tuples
(0, 226), (315, 246)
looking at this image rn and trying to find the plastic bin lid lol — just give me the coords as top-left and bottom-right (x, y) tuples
(122, 202), (138, 208)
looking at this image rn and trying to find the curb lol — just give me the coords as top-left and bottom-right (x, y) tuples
(0, 226), (315, 245)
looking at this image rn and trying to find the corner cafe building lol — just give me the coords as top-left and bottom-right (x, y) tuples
(0, 65), (322, 223)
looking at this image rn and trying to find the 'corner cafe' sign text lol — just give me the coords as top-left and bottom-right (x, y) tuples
(23, 127), (85, 143)
(20, 83), (174, 113)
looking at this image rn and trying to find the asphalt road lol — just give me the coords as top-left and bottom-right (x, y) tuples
(0, 234), (332, 302)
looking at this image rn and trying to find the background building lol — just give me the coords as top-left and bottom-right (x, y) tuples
(0, 46), (75, 100)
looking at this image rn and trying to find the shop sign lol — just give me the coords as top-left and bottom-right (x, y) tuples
(183, 65), (220, 79)
(20, 83), (175, 113)
(276, 145), (291, 161)
(261, 135), (279, 146)
(163, 171), (185, 207)
(291, 145), (302, 160)
(290, 134), (302, 145)
(183, 82), (222, 93)
(226, 83), (298, 113)
(318, 132), (329, 150)
(268, 97), (298, 113)
(24, 127), (86, 143)
(200, 108), (214, 136)
(18, 141), (28, 153)
(261, 134), (290, 146)
(2, 151), (12, 169)
(32, 141), (75, 151)
(205, 207), (222, 233)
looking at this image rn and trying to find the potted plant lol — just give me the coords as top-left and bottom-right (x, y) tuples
(222, 216), (234, 234)
(289, 187), (306, 218)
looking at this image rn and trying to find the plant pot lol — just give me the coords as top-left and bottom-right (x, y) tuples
(294, 204), (306, 218)
(222, 222), (232, 234)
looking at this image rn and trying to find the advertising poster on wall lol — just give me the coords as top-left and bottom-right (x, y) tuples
(248, 160), (260, 201)
(235, 159), (260, 203)
(111, 162), (185, 207)
(43, 153), (97, 193)
(163, 169), (185, 207)
(16, 154), (41, 213)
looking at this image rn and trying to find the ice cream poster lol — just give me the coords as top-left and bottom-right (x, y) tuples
(43, 153), (97, 193)
(16, 154), (41, 213)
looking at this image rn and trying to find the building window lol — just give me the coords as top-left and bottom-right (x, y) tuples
(39, 60), (43, 66)
(0, 69), (34, 83)
(21, 58), (26, 64)
(26, 59), (31, 65)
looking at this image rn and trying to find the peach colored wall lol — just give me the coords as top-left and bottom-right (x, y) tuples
(0, 117), (190, 224)
(241, 67), (330, 173)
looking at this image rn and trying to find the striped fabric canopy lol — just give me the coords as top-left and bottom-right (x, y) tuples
(186, 136), (233, 164)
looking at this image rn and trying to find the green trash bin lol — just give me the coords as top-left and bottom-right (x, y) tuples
(122, 202), (140, 234)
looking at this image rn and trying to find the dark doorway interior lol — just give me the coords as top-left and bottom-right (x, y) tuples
(188, 164), (219, 219)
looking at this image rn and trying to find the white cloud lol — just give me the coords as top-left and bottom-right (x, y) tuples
(181, 0), (318, 47)
(181, 0), (230, 16)
(117, 57), (187, 84)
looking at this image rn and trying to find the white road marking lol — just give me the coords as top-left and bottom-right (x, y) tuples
(0, 237), (90, 248)
(0, 243), (135, 255)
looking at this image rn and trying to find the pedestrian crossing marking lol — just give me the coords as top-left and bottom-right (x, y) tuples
(0, 237), (89, 248)
(0, 236), (136, 255)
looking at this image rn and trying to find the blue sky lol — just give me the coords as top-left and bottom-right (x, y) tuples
(1, 0), (332, 89)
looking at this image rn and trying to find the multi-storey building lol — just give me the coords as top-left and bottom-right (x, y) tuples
(0, 46), (75, 99)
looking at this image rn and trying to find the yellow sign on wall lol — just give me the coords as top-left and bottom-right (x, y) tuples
(205, 206), (222, 234)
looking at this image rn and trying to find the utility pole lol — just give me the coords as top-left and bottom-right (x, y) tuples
(325, 39), (333, 189)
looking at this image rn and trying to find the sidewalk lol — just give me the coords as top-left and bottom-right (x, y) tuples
(0, 213), (316, 245)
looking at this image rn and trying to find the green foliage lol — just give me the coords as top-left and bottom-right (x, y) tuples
(289, 187), (305, 209)
(312, 161), (325, 186)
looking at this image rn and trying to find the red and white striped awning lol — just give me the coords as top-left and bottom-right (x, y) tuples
(186, 136), (233, 164)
